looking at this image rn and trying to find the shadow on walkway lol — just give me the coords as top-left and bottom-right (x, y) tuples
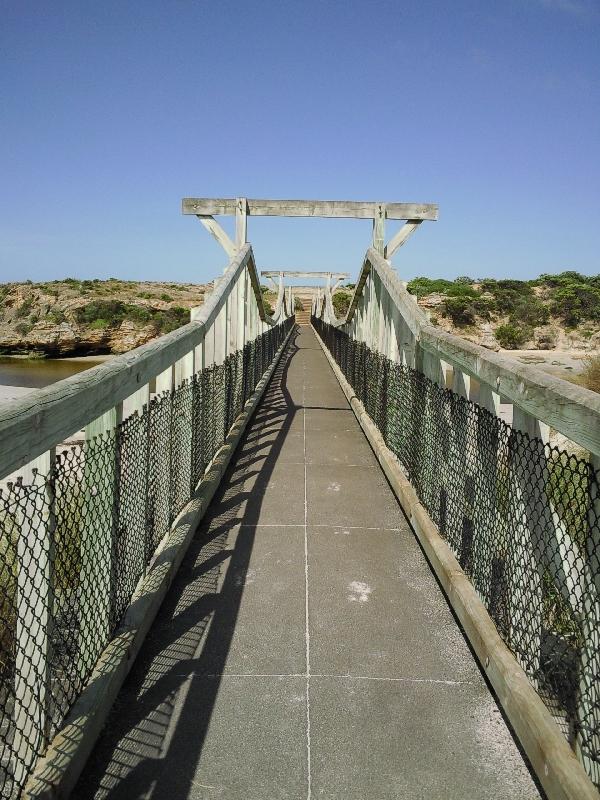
(76, 330), (304, 799)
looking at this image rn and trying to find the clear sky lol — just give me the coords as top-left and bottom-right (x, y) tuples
(1, 0), (599, 285)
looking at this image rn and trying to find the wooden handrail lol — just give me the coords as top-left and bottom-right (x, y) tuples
(0, 244), (279, 479)
(320, 246), (600, 457)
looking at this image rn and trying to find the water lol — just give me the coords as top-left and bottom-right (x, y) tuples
(0, 357), (108, 389)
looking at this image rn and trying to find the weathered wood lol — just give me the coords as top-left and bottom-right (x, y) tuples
(577, 452), (600, 785)
(508, 409), (549, 687)
(183, 197), (439, 221)
(0, 245), (259, 479)
(372, 203), (385, 255)
(420, 326), (600, 457)
(346, 248), (428, 336)
(214, 298), (227, 365)
(13, 449), (54, 787)
(79, 407), (120, 682)
(123, 385), (150, 420)
(260, 270), (349, 280)
(315, 332), (600, 800)
(172, 351), (195, 523)
(384, 220), (422, 259)
(344, 248), (600, 457)
(479, 383), (501, 416)
(196, 215), (236, 257)
(23, 325), (296, 800)
(246, 253), (272, 324)
(235, 197), (247, 248)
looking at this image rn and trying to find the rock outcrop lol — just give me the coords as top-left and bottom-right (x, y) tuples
(0, 279), (211, 356)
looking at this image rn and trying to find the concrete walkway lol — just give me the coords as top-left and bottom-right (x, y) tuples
(76, 327), (543, 800)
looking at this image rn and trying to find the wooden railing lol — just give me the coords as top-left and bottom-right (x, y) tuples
(313, 246), (600, 796)
(0, 243), (294, 796)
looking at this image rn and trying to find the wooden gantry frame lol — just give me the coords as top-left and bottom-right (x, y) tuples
(182, 197), (438, 261)
(260, 271), (350, 293)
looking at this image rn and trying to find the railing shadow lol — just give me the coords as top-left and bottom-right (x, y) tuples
(76, 328), (303, 799)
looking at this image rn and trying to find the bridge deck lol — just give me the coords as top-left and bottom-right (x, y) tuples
(76, 328), (542, 800)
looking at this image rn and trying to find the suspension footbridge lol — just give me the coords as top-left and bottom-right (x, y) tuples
(0, 199), (598, 800)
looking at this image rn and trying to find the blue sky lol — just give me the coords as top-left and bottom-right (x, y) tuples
(1, 0), (599, 284)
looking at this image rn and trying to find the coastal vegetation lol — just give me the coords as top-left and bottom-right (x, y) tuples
(407, 271), (600, 351)
(578, 355), (600, 393)
(332, 290), (352, 317)
(0, 278), (209, 357)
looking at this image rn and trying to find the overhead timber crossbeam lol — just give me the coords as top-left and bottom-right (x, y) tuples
(182, 197), (439, 261)
(260, 270), (350, 292)
(260, 271), (349, 280)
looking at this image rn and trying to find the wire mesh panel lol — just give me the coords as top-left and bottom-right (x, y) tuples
(313, 315), (600, 788)
(0, 316), (293, 798)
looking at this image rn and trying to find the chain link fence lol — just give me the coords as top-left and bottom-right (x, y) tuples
(313, 315), (600, 788)
(0, 316), (293, 798)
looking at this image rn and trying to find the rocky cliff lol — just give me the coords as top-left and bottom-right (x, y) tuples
(0, 278), (210, 357)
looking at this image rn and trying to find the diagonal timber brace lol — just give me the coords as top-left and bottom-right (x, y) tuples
(196, 215), (236, 257)
(384, 220), (422, 260)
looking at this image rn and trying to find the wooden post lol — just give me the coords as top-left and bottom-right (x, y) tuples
(13, 449), (55, 786)
(172, 351), (195, 519)
(576, 452), (600, 785)
(192, 322), (205, 374)
(372, 203), (385, 256)
(235, 197), (247, 249)
(420, 352), (449, 521)
(238, 269), (247, 351)
(508, 407), (547, 685)
(122, 384), (150, 421)
(215, 298), (227, 365)
(451, 369), (477, 577)
(79, 405), (121, 677)
(154, 365), (175, 534)
(226, 289), (235, 356)
(472, 382), (501, 608)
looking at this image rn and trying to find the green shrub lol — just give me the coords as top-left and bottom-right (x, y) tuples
(262, 299), (274, 316)
(550, 284), (600, 326)
(332, 291), (351, 317)
(509, 297), (550, 327)
(76, 300), (156, 328)
(407, 277), (454, 298)
(75, 300), (125, 325)
(494, 323), (531, 349)
(15, 297), (34, 318)
(15, 322), (33, 336)
(152, 306), (189, 333)
(90, 319), (110, 330)
(46, 309), (66, 324)
(470, 297), (496, 320)
(540, 270), (590, 287)
(445, 284), (479, 298)
(159, 293), (173, 302)
(442, 297), (475, 326)
(126, 306), (153, 325)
